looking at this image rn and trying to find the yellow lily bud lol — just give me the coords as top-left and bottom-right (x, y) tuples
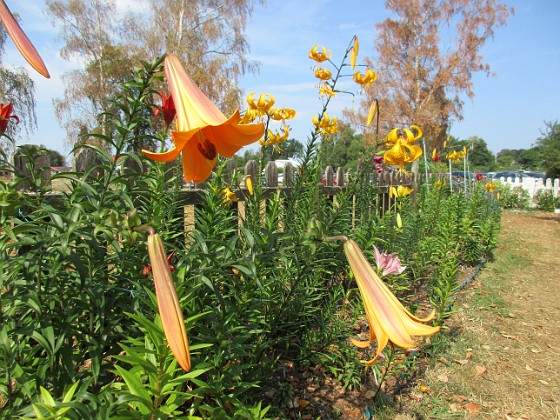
(350, 36), (359, 70)
(245, 175), (253, 196)
(367, 99), (377, 126)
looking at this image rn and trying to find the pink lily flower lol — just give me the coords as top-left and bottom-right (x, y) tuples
(373, 245), (406, 276)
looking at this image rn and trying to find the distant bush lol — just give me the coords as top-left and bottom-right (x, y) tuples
(534, 189), (560, 212)
(497, 183), (530, 209)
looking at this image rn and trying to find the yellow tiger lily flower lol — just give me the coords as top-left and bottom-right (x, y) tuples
(314, 67), (333, 81)
(319, 82), (336, 97)
(390, 185), (413, 198)
(142, 54), (264, 183)
(308, 44), (332, 62)
(147, 231), (191, 372)
(312, 113), (339, 135)
(353, 67), (377, 88)
(342, 239), (439, 365)
(485, 182), (498, 193)
(383, 126), (423, 170)
(259, 126), (290, 151)
(269, 107), (296, 121)
(221, 187), (239, 203)
(385, 125), (423, 146)
(246, 92), (276, 114)
(0, 0), (49, 77)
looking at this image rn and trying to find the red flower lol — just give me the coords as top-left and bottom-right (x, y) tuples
(154, 92), (176, 126)
(476, 172), (484, 181)
(0, 103), (19, 134)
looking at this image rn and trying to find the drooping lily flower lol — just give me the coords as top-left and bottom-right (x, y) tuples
(0, 102), (19, 134)
(308, 44), (332, 63)
(154, 92), (176, 126)
(319, 82), (336, 97)
(390, 185), (413, 198)
(269, 107), (296, 121)
(314, 67), (333, 81)
(146, 230), (191, 372)
(259, 126), (290, 152)
(312, 113), (339, 135)
(246, 92), (275, 115)
(383, 126), (423, 171)
(435, 179), (446, 189)
(485, 182), (498, 193)
(0, 0), (49, 78)
(353, 67), (377, 88)
(142, 54), (264, 183)
(373, 245), (406, 276)
(342, 238), (439, 364)
(221, 186), (239, 203)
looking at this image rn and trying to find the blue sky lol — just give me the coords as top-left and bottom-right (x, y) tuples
(3, 0), (559, 160)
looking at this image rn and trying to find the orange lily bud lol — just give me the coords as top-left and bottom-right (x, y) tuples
(0, 0), (50, 78)
(147, 232), (191, 372)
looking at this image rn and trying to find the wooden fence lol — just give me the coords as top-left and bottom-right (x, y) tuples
(11, 156), (415, 231)
(177, 159), (415, 231)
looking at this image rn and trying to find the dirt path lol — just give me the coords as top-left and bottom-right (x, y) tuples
(395, 211), (560, 419)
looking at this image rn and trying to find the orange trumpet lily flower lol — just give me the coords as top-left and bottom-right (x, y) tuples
(143, 54), (264, 183)
(340, 238), (439, 364)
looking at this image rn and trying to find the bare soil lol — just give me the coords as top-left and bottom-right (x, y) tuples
(287, 211), (560, 419)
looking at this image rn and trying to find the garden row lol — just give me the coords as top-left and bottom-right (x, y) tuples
(0, 60), (502, 418)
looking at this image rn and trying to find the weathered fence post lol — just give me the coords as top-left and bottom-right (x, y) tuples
(284, 163), (295, 187)
(264, 161), (278, 187)
(14, 147), (51, 191)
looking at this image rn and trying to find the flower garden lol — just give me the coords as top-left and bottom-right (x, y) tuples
(0, 8), (504, 419)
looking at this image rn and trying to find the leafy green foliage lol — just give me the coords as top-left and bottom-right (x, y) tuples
(0, 56), (502, 418)
(534, 189), (560, 212)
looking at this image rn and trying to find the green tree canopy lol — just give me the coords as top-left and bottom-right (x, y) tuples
(535, 121), (560, 178)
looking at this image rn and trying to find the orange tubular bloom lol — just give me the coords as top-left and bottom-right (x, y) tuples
(147, 232), (191, 372)
(343, 239), (439, 364)
(142, 54), (264, 183)
(0, 0), (49, 78)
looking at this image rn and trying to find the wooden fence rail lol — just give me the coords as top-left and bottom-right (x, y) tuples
(176, 159), (415, 231)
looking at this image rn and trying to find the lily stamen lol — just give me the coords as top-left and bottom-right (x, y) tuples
(197, 138), (217, 160)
